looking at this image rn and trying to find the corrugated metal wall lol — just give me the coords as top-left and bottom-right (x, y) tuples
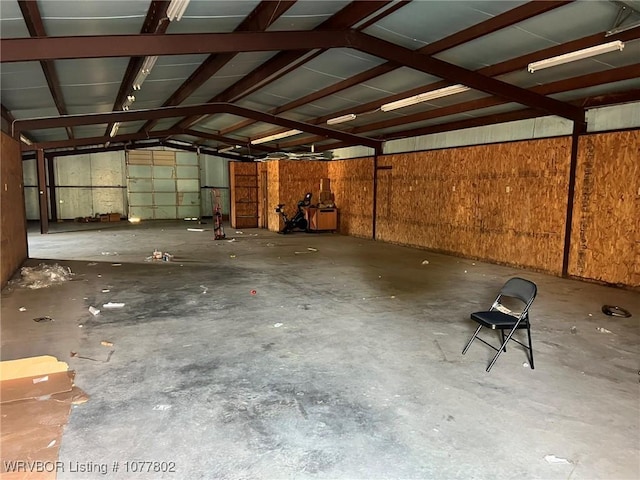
(22, 149), (231, 220)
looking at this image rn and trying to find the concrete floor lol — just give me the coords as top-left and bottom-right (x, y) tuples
(2, 220), (638, 479)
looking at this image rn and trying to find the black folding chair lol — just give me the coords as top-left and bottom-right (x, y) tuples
(462, 277), (537, 372)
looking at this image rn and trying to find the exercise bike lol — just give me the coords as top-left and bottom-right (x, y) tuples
(275, 192), (312, 234)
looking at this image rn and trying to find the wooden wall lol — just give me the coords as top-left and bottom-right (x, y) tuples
(265, 160), (328, 232)
(229, 162), (258, 228)
(373, 138), (571, 274)
(328, 159), (374, 238)
(568, 130), (640, 287)
(1, 132), (28, 287)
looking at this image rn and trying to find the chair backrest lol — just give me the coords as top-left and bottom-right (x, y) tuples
(500, 277), (537, 306)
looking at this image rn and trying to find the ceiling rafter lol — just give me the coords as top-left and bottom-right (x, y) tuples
(20, 126), (280, 155)
(0, 31), (349, 62)
(13, 103), (382, 150)
(170, 1), (396, 131)
(17, 0), (73, 140)
(138, 0), (296, 133)
(219, 0), (572, 136)
(21, 141), (166, 160)
(104, 0), (171, 138)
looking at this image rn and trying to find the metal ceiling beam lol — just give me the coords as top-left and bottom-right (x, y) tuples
(105, 0), (171, 138)
(139, 0), (296, 133)
(21, 128), (183, 152)
(350, 32), (584, 122)
(160, 140), (254, 161)
(17, 0), (74, 140)
(182, 129), (281, 153)
(219, 0), (572, 135)
(20, 126), (281, 154)
(0, 31), (349, 63)
(22, 141), (167, 160)
(578, 88), (640, 107)
(170, 1), (396, 130)
(13, 103), (381, 150)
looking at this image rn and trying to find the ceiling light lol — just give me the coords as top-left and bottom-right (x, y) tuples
(381, 84), (471, 112)
(19, 134), (32, 145)
(141, 56), (158, 75)
(218, 146), (235, 153)
(167, 0), (190, 21)
(123, 105), (129, 111)
(327, 114), (356, 125)
(132, 56), (159, 90)
(251, 129), (302, 145)
(527, 41), (625, 73)
(127, 95), (135, 102)
(109, 122), (120, 138)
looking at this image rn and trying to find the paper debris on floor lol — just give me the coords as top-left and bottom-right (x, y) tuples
(544, 454), (571, 464)
(0, 356), (88, 480)
(102, 302), (125, 309)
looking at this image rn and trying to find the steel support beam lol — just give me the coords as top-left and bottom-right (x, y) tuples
(14, 103), (382, 150)
(36, 149), (49, 234)
(46, 155), (58, 222)
(0, 31), (349, 62)
(562, 120), (587, 277)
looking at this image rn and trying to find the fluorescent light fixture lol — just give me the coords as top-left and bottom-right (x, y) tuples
(109, 122), (120, 138)
(167, 0), (190, 21)
(141, 56), (158, 75)
(528, 41), (625, 73)
(218, 146), (235, 153)
(327, 113), (356, 125)
(133, 56), (158, 90)
(127, 95), (135, 102)
(251, 129), (302, 145)
(19, 134), (32, 145)
(381, 84), (471, 112)
(123, 105), (129, 111)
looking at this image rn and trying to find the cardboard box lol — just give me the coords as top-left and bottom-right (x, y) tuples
(109, 213), (120, 222)
(319, 191), (333, 203)
(320, 178), (331, 191)
(100, 214), (110, 222)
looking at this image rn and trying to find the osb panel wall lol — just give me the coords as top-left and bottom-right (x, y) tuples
(257, 163), (267, 229)
(1, 132), (28, 287)
(568, 130), (640, 287)
(375, 138), (572, 274)
(328, 159), (374, 238)
(266, 161), (281, 232)
(269, 161), (329, 232)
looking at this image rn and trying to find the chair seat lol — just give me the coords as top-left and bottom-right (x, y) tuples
(471, 310), (529, 329)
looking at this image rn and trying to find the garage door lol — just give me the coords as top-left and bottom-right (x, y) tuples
(126, 150), (200, 220)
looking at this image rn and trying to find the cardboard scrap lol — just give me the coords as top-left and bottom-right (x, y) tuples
(0, 355), (69, 381)
(0, 357), (88, 480)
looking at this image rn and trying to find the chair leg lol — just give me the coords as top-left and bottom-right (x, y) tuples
(500, 330), (507, 352)
(527, 325), (534, 369)
(486, 327), (517, 372)
(462, 325), (483, 355)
